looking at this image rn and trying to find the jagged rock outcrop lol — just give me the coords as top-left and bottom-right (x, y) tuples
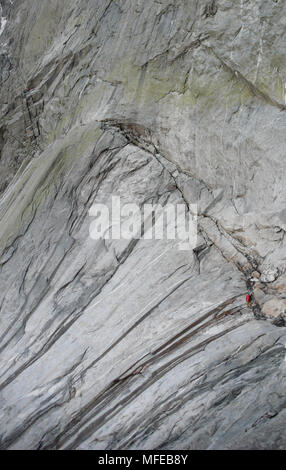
(0, 0), (286, 450)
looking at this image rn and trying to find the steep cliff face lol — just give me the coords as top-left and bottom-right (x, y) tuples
(0, 0), (286, 450)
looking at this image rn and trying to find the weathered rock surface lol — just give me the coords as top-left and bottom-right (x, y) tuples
(0, 0), (286, 450)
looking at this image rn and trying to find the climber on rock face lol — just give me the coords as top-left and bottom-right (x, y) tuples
(246, 294), (252, 305)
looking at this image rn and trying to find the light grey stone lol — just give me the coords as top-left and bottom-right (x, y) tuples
(0, 0), (286, 450)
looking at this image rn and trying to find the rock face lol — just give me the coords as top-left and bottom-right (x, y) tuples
(0, 0), (286, 450)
